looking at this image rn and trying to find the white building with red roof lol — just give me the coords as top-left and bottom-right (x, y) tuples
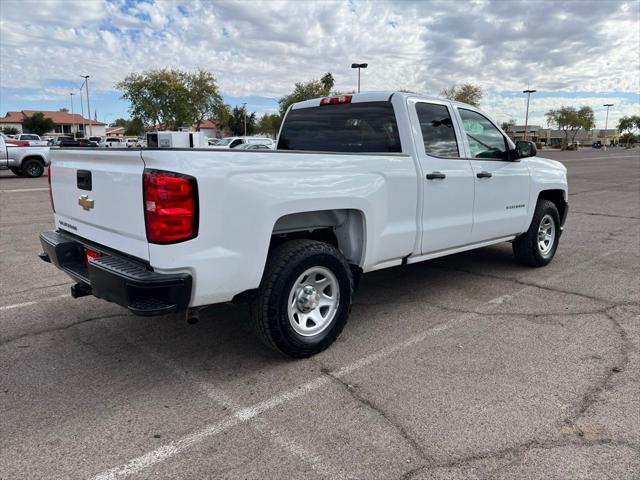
(0, 110), (107, 137)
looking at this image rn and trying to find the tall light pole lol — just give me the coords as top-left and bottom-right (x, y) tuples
(351, 63), (368, 93)
(523, 88), (536, 141)
(242, 102), (247, 137)
(603, 103), (614, 150)
(81, 75), (92, 136)
(78, 83), (86, 137)
(69, 93), (75, 137)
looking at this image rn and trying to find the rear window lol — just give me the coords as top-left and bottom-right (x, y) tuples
(278, 101), (401, 153)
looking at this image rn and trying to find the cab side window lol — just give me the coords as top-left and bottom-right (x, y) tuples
(416, 103), (459, 158)
(458, 108), (508, 160)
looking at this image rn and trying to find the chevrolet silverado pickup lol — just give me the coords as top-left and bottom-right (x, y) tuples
(39, 92), (568, 357)
(0, 136), (51, 177)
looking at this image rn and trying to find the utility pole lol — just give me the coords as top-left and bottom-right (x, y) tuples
(523, 88), (536, 141)
(242, 102), (247, 137)
(69, 93), (75, 137)
(603, 103), (614, 150)
(78, 83), (86, 137)
(351, 63), (368, 93)
(81, 75), (92, 136)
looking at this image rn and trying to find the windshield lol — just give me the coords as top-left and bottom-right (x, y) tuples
(278, 101), (401, 153)
(216, 138), (234, 146)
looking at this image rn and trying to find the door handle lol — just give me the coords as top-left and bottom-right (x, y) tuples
(426, 171), (446, 180)
(476, 171), (492, 178)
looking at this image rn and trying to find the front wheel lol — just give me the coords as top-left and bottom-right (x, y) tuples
(250, 239), (353, 358)
(513, 199), (561, 267)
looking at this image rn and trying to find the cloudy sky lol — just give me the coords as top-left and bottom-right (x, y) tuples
(1, 0), (638, 128)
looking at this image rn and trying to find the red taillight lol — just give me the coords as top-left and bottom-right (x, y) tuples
(143, 170), (198, 244)
(85, 248), (102, 267)
(320, 95), (352, 106)
(48, 164), (55, 212)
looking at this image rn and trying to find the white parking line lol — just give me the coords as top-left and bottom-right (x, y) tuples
(0, 294), (68, 311)
(92, 304), (491, 480)
(0, 187), (49, 193)
(108, 324), (349, 480)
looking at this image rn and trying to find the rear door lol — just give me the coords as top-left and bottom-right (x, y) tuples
(456, 107), (530, 242)
(0, 138), (8, 168)
(408, 99), (475, 254)
(50, 149), (149, 260)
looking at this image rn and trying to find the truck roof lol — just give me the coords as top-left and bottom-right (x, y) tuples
(290, 91), (477, 111)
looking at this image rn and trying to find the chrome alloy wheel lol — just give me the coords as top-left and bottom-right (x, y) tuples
(287, 266), (340, 337)
(537, 214), (556, 256)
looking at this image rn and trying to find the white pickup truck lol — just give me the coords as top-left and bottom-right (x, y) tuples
(40, 92), (568, 357)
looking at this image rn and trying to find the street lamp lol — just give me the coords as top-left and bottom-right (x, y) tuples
(69, 93), (75, 137)
(523, 89), (536, 141)
(351, 63), (368, 93)
(80, 75), (92, 136)
(242, 102), (247, 137)
(603, 103), (614, 150)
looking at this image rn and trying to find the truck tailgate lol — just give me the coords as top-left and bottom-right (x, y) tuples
(50, 149), (149, 261)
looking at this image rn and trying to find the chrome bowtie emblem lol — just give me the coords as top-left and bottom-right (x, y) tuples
(78, 195), (94, 211)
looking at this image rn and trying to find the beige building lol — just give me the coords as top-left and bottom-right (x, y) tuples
(508, 125), (619, 146)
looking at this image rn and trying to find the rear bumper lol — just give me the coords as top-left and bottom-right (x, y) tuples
(39, 230), (192, 316)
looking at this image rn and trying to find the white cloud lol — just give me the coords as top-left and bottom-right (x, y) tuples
(1, 0), (638, 124)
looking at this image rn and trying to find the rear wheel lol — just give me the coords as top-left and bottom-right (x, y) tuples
(22, 159), (44, 178)
(250, 239), (353, 358)
(513, 199), (560, 267)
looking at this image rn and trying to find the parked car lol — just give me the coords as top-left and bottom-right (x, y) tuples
(40, 91), (568, 357)
(55, 136), (75, 146)
(1, 132), (29, 147)
(210, 136), (275, 149)
(0, 135), (50, 177)
(207, 138), (220, 146)
(234, 143), (272, 150)
(98, 137), (125, 148)
(125, 138), (142, 148)
(57, 138), (98, 147)
(88, 136), (102, 143)
(14, 133), (49, 146)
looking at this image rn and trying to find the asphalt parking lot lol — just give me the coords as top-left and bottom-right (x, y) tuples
(1, 148), (638, 480)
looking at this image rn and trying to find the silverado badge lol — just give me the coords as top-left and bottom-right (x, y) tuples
(78, 195), (95, 211)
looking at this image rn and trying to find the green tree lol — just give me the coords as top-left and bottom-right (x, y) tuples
(440, 83), (483, 107)
(617, 115), (640, 147)
(59, 107), (69, 113)
(1, 126), (19, 135)
(125, 117), (145, 136)
(185, 70), (223, 131)
(110, 118), (129, 127)
(500, 119), (516, 132)
(257, 113), (282, 138)
(22, 112), (55, 136)
(278, 72), (335, 116)
(116, 68), (222, 131)
(228, 105), (256, 136)
(545, 106), (595, 147)
(215, 104), (232, 131)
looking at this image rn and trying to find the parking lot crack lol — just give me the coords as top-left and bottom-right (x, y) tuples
(0, 313), (125, 348)
(318, 367), (432, 468)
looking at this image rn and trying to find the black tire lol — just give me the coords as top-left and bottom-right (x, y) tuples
(10, 168), (26, 177)
(513, 199), (560, 267)
(21, 159), (44, 178)
(250, 239), (353, 358)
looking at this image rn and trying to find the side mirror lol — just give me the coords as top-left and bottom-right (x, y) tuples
(515, 140), (537, 159)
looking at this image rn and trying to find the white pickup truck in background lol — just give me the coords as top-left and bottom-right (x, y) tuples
(40, 92), (568, 357)
(14, 133), (49, 146)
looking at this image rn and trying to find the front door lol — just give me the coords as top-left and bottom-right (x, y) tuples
(409, 100), (475, 254)
(456, 108), (531, 242)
